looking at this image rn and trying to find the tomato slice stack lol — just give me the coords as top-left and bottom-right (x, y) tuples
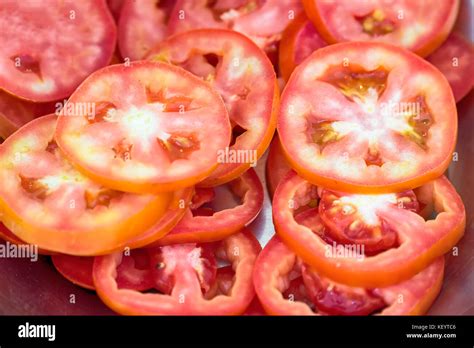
(0, 0), (469, 317)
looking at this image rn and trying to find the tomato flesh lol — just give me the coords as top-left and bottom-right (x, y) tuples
(278, 42), (457, 193)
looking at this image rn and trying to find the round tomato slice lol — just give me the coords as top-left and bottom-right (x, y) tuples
(167, 0), (302, 56)
(266, 137), (291, 198)
(272, 171), (465, 287)
(148, 29), (278, 186)
(254, 234), (445, 315)
(278, 42), (457, 193)
(302, 0), (459, 57)
(152, 168), (263, 245)
(0, 222), (54, 255)
(279, 14), (327, 81)
(52, 254), (95, 290)
(118, 0), (175, 61)
(93, 229), (260, 315)
(0, 115), (173, 255)
(55, 61), (231, 193)
(0, 0), (116, 102)
(427, 32), (474, 103)
(0, 91), (57, 140)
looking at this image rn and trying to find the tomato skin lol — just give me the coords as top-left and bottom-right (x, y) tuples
(278, 41), (458, 194)
(93, 229), (260, 315)
(272, 171), (465, 287)
(266, 137), (291, 198)
(52, 254), (95, 290)
(279, 14), (327, 81)
(302, 0), (459, 57)
(148, 29), (279, 187)
(254, 234), (445, 315)
(153, 168), (263, 246)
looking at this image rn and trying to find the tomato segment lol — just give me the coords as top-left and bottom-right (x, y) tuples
(167, 0), (302, 56)
(278, 42), (457, 193)
(427, 32), (474, 102)
(55, 61), (231, 193)
(93, 230), (260, 315)
(272, 171), (465, 287)
(0, 0), (116, 102)
(152, 168), (263, 245)
(52, 255), (95, 290)
(148, 29), (278, 186)
(0, 115), (173, 255)
(319, 189), (419, 254)
(302, 0), (459, 57)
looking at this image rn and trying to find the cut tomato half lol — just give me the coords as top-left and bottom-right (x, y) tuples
(279, 13), (327, 81)
(118, 0), (175, 61)
(427, 32), (474, 103)
(266, 137), (291, 198)
(148, 29), (278, 186)
(93, 229), (260, 315)
(0, 0), (116, 102)
(278, 42), (457, 193)
(0, 115), (173, 255)
(52, 254), (95, 290)
(254, 234), (444, 315)
(152, 168), (263, 245)
(167, 0), (302, 57)
(55, 61), (231, 193)
(0, 91), (57, 140)
(302, 0), (459, 57)
(272, 171), (465, 287)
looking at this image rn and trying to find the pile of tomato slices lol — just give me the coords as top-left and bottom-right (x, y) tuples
(0, 0), (471, 316)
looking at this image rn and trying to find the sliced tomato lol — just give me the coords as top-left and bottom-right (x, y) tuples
(0, 222), (54, 256)
(148, 29), (278, 186)
(151, 168), (263, 245)
(118, 0), (175, 61)
(318, 188), (419, 254)
(93, 229), (260, 315)
(167, 0), (302, 57)
(0, 115), (174, 255)
(55, 61), (231, 193)
(302, 0), (459, 57)
(266, 137), (291, 198)
(272, 171), (465, 287)
(254, 234), (445, 315)
(0, 91), (57, 140)
(51, 254), (95, 290)
(279, 13), (327, 81)
(0, 0), (116, 102)
(278, 42), (457, 193)
(427, 32), (474, 102)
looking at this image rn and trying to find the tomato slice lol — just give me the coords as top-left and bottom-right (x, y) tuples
(52, 254), (95, 290)
(318, 188), (419, 254)
(266, 137), (291, 198)
(279, 13), (327, 81)
(118, 0), (175, 61)
(0, 91), (57, 140)
(302, 0), (459, 57)
(272, 171), (465, 287)
(0, 222), (54, 256)
(278, 42), (457, 193)
(253, 234), (445, 315)
(55, 61), (231, 193)
(93, 229), (260, 315)
(148, 29), (278, 186)
(427, 32), (474, 103)
(0, 0), (116, 102)
(151, 168), (263, 245)
(167, 0), (302, 56)
(0, 115), (173, 255)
